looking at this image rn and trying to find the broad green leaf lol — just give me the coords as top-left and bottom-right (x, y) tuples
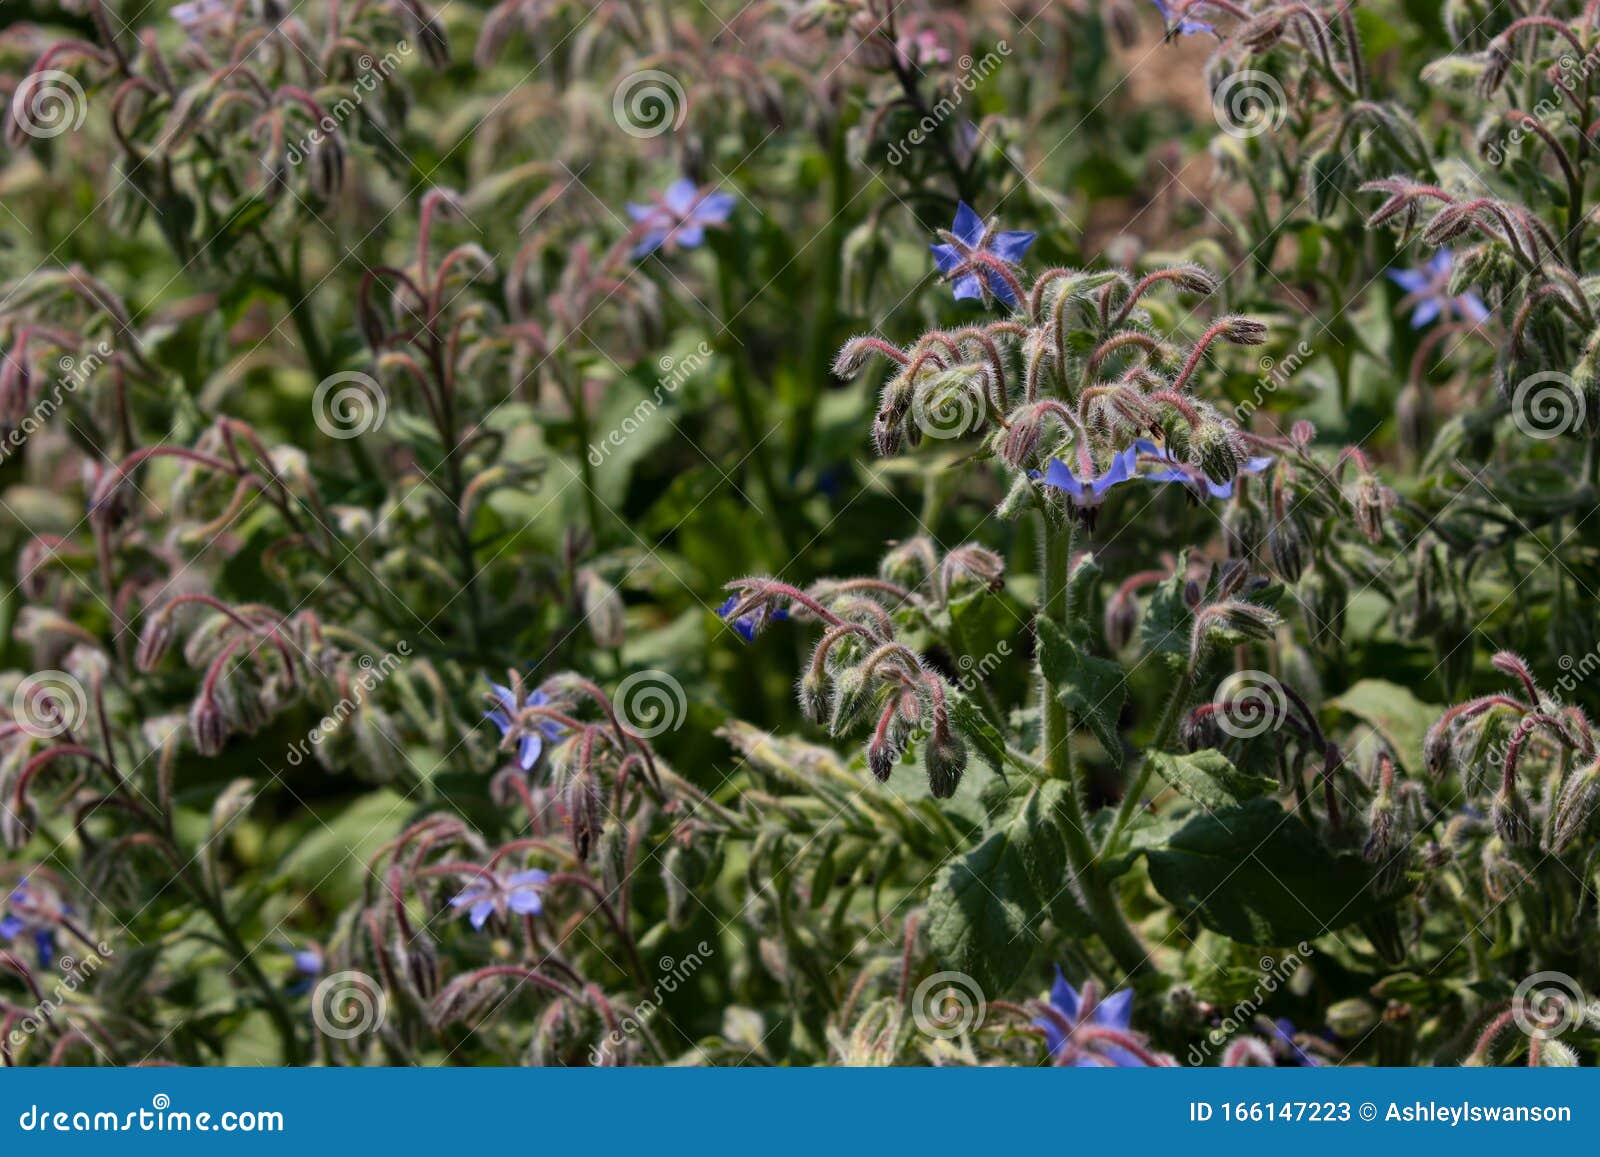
(1149, 748), (1276, 810)
(926, 782), (1072, 994)
(1144, 798), (1400, 945)
(1037, 617), (1125, 759)
(947, 690), (1007, 773)
(1325, 678), (1442, 775)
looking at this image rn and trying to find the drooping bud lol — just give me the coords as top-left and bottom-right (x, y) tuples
(1492, 784), (1533, 846)
(189, 693), (229, 756)
(1547, 760), (1600, 853)
(1104, 586), (1139, 652)
(1352, 473), (1395, 542)
(577, 568), (625, 649)
(1191, 420), (1244, 486)
(136, 610), (176, 672)
(923, 723), (967, 799)
(880, 537), (935, 587)
(797, 663), (828, 724)
(827, 666), (875, 735)
(1268, 511), (1307, 583)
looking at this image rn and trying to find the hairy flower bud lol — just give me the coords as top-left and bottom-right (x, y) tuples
(189, 693), (229, 756)
(1104, 586), (1139, 652)
(1352, 474), (1395, 543)
(923, 723), (967, 799)
(828, 666), (875, 735)
(577, 568), (625, 649)
(1492, 784), (1532, 847)
(1191, 420), (1243, 486)
(1268, 512), (1307, 584)
(798, 665), (829, 724)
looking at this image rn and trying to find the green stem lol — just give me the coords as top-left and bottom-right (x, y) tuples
(1039, 515), (1147, 978)
(1101, 671), (1195, 858)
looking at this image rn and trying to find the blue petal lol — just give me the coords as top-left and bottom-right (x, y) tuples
(518, 733), (543, 771)
(469, 900), (495, 930)
(292, 949), (322, 975)
(1095, 1043), (1148, 1067)
(1428, 249), (1453, 276)
(1410, 297), (1441, 328)
(990, 230), (1035, 264)
(631, 229), (668, 258)
(509, 869), (549, 886)
(1241, 455), (1274, 475)
(35, 930), (53, 968)
(625, 201), (655, 222)
(1142, 466), (1190, 485)
(0, 914), (22, 940)
(930, 242), (960, 274)
(1205, 477), (1237, 499)
(489, 682), (518, 715)
(1089, 445), (1140, 495)
(1031, 1014), (1068, 1058)
(950, 272), (984, 301)
(1040, 459), (1087, 499)
(1049, 966), (1081, 1021)
(695, 191), (736, 223)
(951, 202), (984, 246)
(485, 709), (512, 735)
(508, 889), (543, 916)
(732, 617), (757, 643)
(1458, 292), (1490, 323)
(663, 178), (698, 214)
(674, 223), (706, 249)
(1093, 988), (1134, 1031)
(450, 885), (488, 909)
(1387, 268), (1428, 293)
(983, 270), (1019, 307)
(717, 595), (739, 618)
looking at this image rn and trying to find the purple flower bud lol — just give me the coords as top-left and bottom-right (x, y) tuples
(923, 723), (967, 799)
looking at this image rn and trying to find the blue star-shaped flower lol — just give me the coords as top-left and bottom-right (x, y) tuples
(1151, 0), (1216, 36)
(627, 178), (736, 259)
(0, 880), (58, 967)
(1135, 438), (1273, 499)
(486, 681), (567, 771)
(1031, 442), (1141, 525)
(1032, 966), (1147, 1067)
(1269, 1017), (1323, 1066)
(1387, 249), (1489, 329)
(451, 869), (550, 930)
(930, 202), (1035, 307)
(717, 595), (789, 643)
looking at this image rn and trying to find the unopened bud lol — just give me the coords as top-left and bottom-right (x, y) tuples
(923, 724), (967, 799)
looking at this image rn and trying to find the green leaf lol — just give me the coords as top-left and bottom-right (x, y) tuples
(926, 782), (1072, 993)
(1325, 679), (1442, 776)
(1139, 548), (1193, 666)
(947, 691), (1007, 773)
(1149, 748), (1276, 810)
(1037, 618), (1125, 759)
(1144, 798), (1399, 945)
